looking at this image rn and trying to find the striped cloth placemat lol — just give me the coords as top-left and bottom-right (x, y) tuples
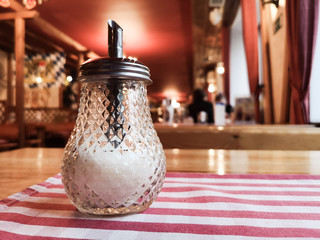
(1, 172), (320, 239)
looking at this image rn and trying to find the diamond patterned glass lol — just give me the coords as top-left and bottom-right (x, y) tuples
(61, 80), (166, 215)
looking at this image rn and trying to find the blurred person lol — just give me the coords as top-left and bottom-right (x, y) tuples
(187, 89), (213, 123)
(225, 104), (234, 123)
(214, 93), (226, 126)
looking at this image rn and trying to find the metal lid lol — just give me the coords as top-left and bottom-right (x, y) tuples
(78, 19), (152, 84)
(78, 57), (152, 84)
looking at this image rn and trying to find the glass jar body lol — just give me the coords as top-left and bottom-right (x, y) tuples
(61, 80), (166, 215)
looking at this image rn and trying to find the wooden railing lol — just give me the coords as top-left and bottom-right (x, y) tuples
(24, 108), (77, 123)
(0, 101), (6, 124)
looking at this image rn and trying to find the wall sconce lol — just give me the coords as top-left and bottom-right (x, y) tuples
(261, 0), (279, 8)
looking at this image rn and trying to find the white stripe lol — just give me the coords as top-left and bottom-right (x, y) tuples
(4, 195), (320, 214)
(0, 220), (91, 239)
(152, 201), (320, 214)
(5, 221), (315, 240)
(29, 182), (320, 193)
(8, 190), (319, 206)
(21, 183), (320, 197)
(164, 182), (320, 192)
(8, 196), (72, 205)
(22, 179), (320, 196)
(159, 190), (320, 201)
(1, 207), (320, 230)
(25, 185), (66, 194)
(34, 177), (320, 191)
(44, 176), (62, 185)
(165, 177), (320, 185)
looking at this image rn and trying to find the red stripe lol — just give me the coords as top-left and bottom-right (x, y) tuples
(6, 194), (320, 220)
(35, 192), (68, 198)
(42, 184), (65, 189)
(6, 199), (320, 220)
(37, 182), (56, 188)
(0, 188), (39, 206)
(27, 192), (320, 207)
(40, 182), (320, 190)
(13, 200), (320, 220)
(162, 186), (320, 196)
(7, 198), (320, 220)
(144, 208), (320, 220)
(16, 199), (320, 220)
(38, 181), (320, 192)
(0, 198), (19, 207)
(0, 212), (320, 237)
(0, 230), (82, 240)
(156, 196), (320, 206)
(166, 172), (320, 180)
(52, 175), (62, 179)
(15, 201), (76, 211)
(165, 180), (320, 188)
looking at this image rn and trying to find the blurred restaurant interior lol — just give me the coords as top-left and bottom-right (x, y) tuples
(2, 1), (320, 238)
(0, 0), (320, 151)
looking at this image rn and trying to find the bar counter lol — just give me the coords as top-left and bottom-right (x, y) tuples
(155, 123), (320, 150)
(2, 123), (319, 150)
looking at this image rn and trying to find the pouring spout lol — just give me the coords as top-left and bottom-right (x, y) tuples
(107, 19), (123, 58)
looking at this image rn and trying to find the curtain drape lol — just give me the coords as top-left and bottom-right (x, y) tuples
(286, 0), (319, 124)
(241, 0), (260, 123)
(222, 27), (230, 105)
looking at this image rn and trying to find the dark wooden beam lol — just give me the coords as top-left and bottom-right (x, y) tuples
(0, 10), (38, 20)
(9, 0), (99, 55)
(7, 0), (25, 11)
(0, 39), (13, 52)
(7, 53), (13, 108)
(15, 17), (25, 147)
(31, 18), (88, 53)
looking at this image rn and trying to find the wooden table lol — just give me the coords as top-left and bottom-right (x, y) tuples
(1, 148), (320, 200)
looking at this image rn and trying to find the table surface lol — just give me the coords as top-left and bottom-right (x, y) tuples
(1, 147), (320, 200)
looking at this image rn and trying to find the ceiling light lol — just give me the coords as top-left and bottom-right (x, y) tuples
(67, 76), (73, 82)
(208, 83), (216, 93)
(171, 99), (180, 109)
(0, 0), (48, 9)
(0, 0), (10, 7)
(36, 77), (42, 83)
(217, 62), (225, 75)
(209, 8), (222, 26)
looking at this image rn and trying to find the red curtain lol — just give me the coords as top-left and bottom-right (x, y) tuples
(241, 0), (260, 123)
(222, 27), (230, 105)
(286, 0), (319, 124)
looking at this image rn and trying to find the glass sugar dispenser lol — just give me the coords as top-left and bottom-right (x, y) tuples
(61, 20), (166, 215)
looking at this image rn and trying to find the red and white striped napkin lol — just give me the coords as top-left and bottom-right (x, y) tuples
(1, 172), (320, 239)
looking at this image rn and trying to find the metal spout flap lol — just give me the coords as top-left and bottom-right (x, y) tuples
(78, 19), (152, 84)
(108, 19), (123, 58)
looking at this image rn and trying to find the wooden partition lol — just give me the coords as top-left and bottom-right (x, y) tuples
(155, 124), (320, 150)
